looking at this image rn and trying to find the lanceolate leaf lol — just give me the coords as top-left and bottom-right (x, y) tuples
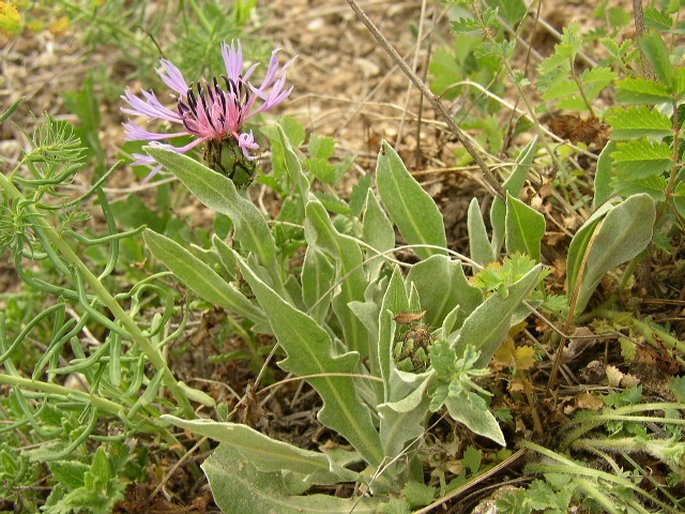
(569, 194), (656, 315)
(162, 416), (357, 484)
(606, 106), (672, 140)
(376, 141), (447, 259)
(145, 146), (278, 272)
(233, 250), (383, 466)
(611, 139), (674, 179)
(362, 190), (395, 280)
(467, 198), (495, 266)
(301, 246), (335, 323)
(143, 229), (265, 324)
(455, 264), (542, 367)
(490, 136), (538, 254)
(593, 142), (616, 209)
(203, 445), (380, 514)
(505, 194), (546, 262)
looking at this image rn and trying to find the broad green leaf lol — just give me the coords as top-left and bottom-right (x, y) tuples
(606, 106), (672, 139)
(305, 199), (369, 357)
(611, 139), (674, 179)
(232, 250), (383, 466)
(543, 67), (616, 103)
(444, 395), (505, 446)
(570, 194), (655, 315)
(455, 264), (542, 367)
(487, 0), (526, 25)
(491, 137), (538, 254)
(162, 416), (357, 484)
(566, 203), (613, 295)
(467, 198), (495, 266)
(362, 190), (395, 280)
(301, 246), (335, 323)
(376, 141), (447, 259)
(593, 142), (616, 209)
(639, 32), (674, 86)
(407, 255), (482, 328)
(145, 146), (278, 272)
(615, 78), (673, 104)
(505, 194), (546, 262)
(143, 229), (265, 324)
(203, 445), (380, 514)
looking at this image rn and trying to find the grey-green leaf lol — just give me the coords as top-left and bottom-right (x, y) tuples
(569, 193), (655, 315)
(505, 194), (546, 262)
(376, 141), (447, 259)
(143, 229), (265, 324)
(467, 198), (495, 266)
(407, 255), (482, 328)
(456, 264), (542, 367)
(203, 445), (380, 514)
(145, 146), (278, 273)
(232, 250), (384, 466)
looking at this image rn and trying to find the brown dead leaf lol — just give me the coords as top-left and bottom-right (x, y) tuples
(575, 391), (604, 411)
(393, 310), (426, 324)
(513, 346), (537, 372)
(547, 114), (610, 148)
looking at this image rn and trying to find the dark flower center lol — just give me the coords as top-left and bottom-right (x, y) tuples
(176, 75), (250, 136)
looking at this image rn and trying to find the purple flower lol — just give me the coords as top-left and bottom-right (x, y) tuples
(121, 40), (294, 178)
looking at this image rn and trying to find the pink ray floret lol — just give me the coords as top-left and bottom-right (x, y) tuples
(121, 40), (295, 176)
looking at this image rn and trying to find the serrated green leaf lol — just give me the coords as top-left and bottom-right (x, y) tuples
(451, 17), (481, 32)
(203, 445), (380, 514)
(606, 106), (672, 139)
(569, 194), (655, 315)
(615, 78), (673, 104)
(467, 198), (495, 266)
(407, 255), (483, 329)
(143, 229), (265, 324)
(456, 264), (542, 367)
(671, 376), (685, 403)
(611, 139), (674, 178)
(403, 481), (436, 508)
(505, 194), (546, 262)
(162, 416), (357, 484)
(309, 134), (336, 160)
(145, 146), (278, 272)
(639, 32), (674, 86)
(612, 174), (667, 201)
(430, 340), (456, 381)
(232, 249), (383, 466)
(376, 141), (447, 259)
(644, 7), (673, 32)
(48, 461), (89, 490)
(462, 445), (483, 474)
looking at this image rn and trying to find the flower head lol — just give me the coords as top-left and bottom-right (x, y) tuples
(121, 40), (294, 178)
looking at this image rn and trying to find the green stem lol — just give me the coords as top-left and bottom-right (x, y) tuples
(593, 308), (685, 355)
(0, 173), (194, 416)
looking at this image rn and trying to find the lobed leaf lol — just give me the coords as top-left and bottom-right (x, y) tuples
(232, 249), (384, 466)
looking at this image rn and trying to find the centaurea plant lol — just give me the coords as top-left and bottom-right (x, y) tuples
(122, 40), (294, 183)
